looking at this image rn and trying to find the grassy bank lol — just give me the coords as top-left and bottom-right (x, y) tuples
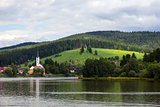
(79, 77), (154, 81)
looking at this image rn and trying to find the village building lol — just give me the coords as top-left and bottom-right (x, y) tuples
(69, 65), (77, 73)
(0, 67), (7, 73)
(18, 68), (24, 74)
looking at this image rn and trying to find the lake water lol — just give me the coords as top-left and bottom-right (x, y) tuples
(0, 77), (160, 107)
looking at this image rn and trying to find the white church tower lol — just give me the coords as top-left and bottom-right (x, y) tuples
(36, 57), (40, 66)
(36, 50), (43, 68)
(36, 50), (40, 66)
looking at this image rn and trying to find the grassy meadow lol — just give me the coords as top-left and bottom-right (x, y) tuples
(22, 48), (144, 66)
(40, 48), (144, 64)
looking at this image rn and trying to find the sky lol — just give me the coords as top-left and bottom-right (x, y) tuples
(0, 0), (160, 48)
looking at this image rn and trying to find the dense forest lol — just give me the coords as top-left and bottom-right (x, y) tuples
(68, 31), (160, 49)
(0, 31), (160, 66)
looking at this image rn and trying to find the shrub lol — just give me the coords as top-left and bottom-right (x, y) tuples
(112, 68), (122, 77)
(33, 68), (45, 76)
(4, 67), (13, 77)
(122, 64), (129, 74)
(120, 72), (127, 77)
(147, 63), (160, 79)
(23, 67), (29, 75)
(138, 63), (145, 70)
(128, 70), (136, 77)
(138, 69), (150, 78)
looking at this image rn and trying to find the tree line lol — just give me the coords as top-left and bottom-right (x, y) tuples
(81, 48), (160, 79)
(44, 58), (70, 76)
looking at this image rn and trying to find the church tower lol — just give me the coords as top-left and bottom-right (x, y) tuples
(36, 49), (40, 66)
(36, 57), (40, 66)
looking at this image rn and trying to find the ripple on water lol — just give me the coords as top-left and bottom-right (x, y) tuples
(0, 96), (156, 107)
(42, 91), (160, 95)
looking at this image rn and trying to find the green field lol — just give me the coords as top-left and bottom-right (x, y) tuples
(38, 48), (144, 64)
(23, 48), (144, 66)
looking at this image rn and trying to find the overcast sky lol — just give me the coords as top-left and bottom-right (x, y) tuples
(0, 0), (160, 47)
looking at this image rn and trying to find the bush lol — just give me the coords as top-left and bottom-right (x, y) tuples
(128, 70), (136, 77)
(23, 67), (29, 75)
(138, 69), (150, 78)
(122, 64), (129, 74)
(147, 63), (160, 79)
(4, 67), (13, 77)
(112, 68), (122, 77)
(33, 68), (45, 76)
(55, 54), (62, 57)
(138, 63), (145, 70)
(120, 72), (127, 77)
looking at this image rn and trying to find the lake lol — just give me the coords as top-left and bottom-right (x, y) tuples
(0, 77), (160, 107)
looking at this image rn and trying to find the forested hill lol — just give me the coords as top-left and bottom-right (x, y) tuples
(0, 42), (38, 50)
(66, 31), (160, 49)
(0, 31), (160, 66)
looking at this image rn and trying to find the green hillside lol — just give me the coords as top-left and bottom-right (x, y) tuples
(37, 48), (144, 65)
(1, 31), (159, 66)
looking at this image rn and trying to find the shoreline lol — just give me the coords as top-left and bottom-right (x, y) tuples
(0, 76), (156, 81)
(79, 77), (155, 81)
(0, 77), (78, 81)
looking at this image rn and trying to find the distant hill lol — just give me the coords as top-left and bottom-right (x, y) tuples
(0, 42), (38, 50)
(66, 31), (160, 49)
(0, 31), (160, 66)
(24, 48), (144, 66)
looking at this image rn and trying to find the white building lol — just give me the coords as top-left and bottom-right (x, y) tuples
(28, 51), (45, 74)
(30, 56), (44, 70)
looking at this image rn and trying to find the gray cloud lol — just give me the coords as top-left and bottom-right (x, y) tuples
(0, 0), (160, 47)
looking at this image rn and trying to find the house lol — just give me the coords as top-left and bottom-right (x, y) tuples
(0, 67), (7, 73)
(69, 65), (77, 73)
(18, 68), (24, 74)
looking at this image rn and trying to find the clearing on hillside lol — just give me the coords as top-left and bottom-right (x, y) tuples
(39, 48), (144, 64)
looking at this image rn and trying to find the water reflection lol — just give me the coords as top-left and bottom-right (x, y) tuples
(36, 79), (39, 99)
(0, 78), (160, 106)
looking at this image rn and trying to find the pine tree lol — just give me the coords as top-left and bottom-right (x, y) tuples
(120, 55), (126, 66)
(95, 50), (98, 55)
(87, 46), (92, 53)
(143, 53), (148, 62)
(132, 53), (136, 59)
(80, 45), (84, 54)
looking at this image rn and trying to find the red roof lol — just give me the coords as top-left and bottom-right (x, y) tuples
(33, 66), (41, 68)
(0, 67), (6, 71)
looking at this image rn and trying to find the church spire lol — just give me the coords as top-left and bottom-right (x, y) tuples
(37, 47), (39, 57)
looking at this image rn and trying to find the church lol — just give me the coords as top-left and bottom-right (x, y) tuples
(28, 52), (45, 75)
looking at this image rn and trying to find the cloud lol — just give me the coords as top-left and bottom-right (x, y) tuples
(0, 30), (53, 47)
(0, 0), (160, 47)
